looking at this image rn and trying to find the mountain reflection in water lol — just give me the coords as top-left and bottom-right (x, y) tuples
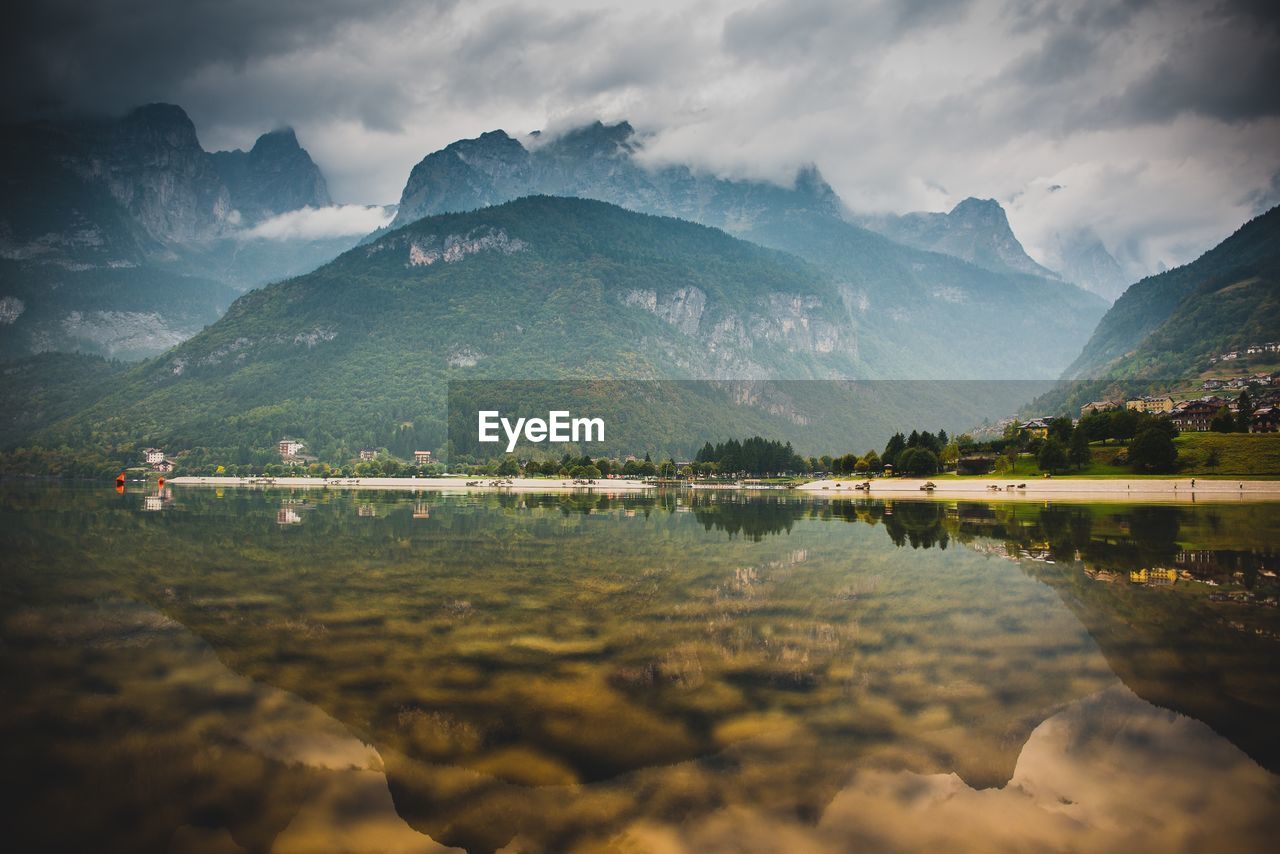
(1, 486), (1277, 853)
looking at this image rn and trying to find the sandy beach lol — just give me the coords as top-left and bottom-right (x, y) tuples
(796, 477), (1280, 502)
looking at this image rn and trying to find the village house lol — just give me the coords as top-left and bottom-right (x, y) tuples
(359, 448), (377, 461)
(414, 450), (432, 465)
(278, 438), (305, 459)
(1202, 378), (1224, 390)
(1171, 400), (1218, 432)
(141, 447), (176, 472)
(1080, 400), (1118, 418)
(1125, 396), (1174, 414)
(1252, 406), (1279, 433)
(1020, 418), (1052, 439)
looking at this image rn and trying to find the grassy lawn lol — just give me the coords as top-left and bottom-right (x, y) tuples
(932, 432), (1280, 479)
(1173, 432), (1280, 476)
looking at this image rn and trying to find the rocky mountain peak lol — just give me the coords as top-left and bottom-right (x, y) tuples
(391, 119), (848, 229)
(248, 126), (301, 156)
(212, 127), (331, 222)
(120, 103), (203, 150)
(854, 196), (1058, 280)
(950, 197), (1005, 221)
(1051, 230), (1129, 302)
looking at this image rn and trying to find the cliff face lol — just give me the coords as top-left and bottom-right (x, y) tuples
(0, 105), (345, 360)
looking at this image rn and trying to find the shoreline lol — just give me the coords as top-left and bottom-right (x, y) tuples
(796, 477), (1280, 503)
(167, 476), (656, 492)
(163, 475), (1280, 502)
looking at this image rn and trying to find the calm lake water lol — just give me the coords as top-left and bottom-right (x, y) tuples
(2, 484), (1279, 853)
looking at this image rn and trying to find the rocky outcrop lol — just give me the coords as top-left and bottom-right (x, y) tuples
(622, 286), (851, 367)
(402, 228), (527, 267)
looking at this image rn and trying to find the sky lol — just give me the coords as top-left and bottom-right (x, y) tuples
(5, 0), (1279, 277)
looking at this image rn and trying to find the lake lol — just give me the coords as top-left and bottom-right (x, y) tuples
(2, 484), (1278, 852)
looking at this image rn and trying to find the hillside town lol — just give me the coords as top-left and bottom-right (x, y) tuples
(1073, 381), (1280, 435)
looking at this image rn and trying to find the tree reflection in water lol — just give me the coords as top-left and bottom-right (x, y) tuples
(0, 485), (1277, 853)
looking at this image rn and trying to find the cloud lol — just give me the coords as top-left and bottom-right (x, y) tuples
(612, 685), (1279, 852)
(4, 0), (1279, 276)
(241, 205), (394, 241)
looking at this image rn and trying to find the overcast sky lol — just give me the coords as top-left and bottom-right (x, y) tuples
(6, 0), (1279, 276)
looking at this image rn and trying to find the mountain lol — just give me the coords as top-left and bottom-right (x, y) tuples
(1050, 229), (1129, 303)
(854, 197), (1059, 280)
(0, 260), (237, 360)
(1064, 205), (1280, 381)
(1029, 205), (1280, 415)
(0, 105), (357, 360)
(5, 197), (1048, 472)
(388, 121), (1106, 380)
(211, 127), (331, 222)
(391, 121), (845, 234)
(0, 352), (127, 447)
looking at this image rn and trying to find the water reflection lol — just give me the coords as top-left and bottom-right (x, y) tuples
(1, 486), (1277, 852)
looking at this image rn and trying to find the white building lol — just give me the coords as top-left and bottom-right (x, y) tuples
(278, 438), (305, 459)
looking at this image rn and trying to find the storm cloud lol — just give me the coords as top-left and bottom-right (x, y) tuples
(5, 0), (1278, 277)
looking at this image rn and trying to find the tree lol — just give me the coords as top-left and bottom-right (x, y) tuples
(1037, 438), (1069, 474)
(1236, 390), (1255, 432)
(896, 447), (939, 476)
(1078, 412), (1112, 444)
(1110, 408), (1140, 443)
(1129, 427), (1178, 472)
(1048, 416), (1074, 444)
(1003, 443), (1019, 474)
(1068, 429), (1091, 470)
(496, 457), (519, 476)
(861, 450), (881, 472)
(883, 433), (906, 468)
(1211, 406), (1236, 433)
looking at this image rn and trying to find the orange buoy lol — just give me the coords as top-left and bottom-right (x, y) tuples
(116, 472), (126, 487)
(157, 476), (165, 487)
